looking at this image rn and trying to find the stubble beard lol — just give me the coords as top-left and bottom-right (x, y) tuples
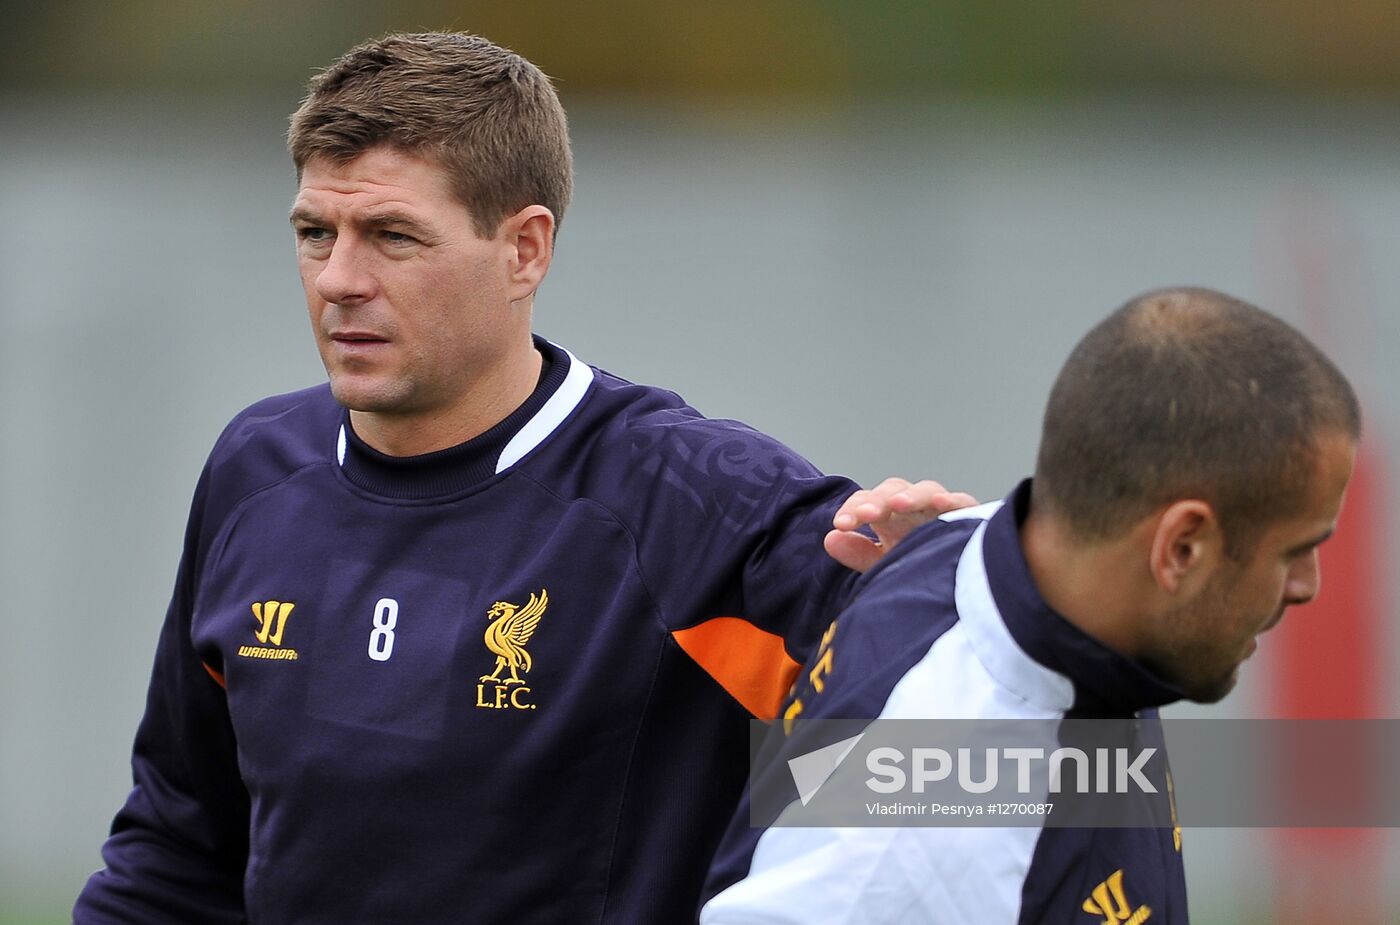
(1145, 571), (1248, 705)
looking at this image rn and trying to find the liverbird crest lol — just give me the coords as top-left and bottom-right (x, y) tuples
(479, 589), (548, 686)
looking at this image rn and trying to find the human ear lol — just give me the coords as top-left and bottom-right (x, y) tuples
(503, 205), (555, 302)
(1147, 500), (1223, 596)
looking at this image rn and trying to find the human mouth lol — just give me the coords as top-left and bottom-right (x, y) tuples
(1259, 608), (1287, 634)
(1245, 609), (1288, 659)
(328, 330), (390, 356)
(330, 329), (388, 344)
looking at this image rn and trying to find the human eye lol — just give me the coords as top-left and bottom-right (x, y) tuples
(380, 229), (419, 247)
(294, 225), (334, 248)
(1283, 537), (1326, 564)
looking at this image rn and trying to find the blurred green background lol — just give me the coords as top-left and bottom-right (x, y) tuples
(8, 0), (1400, 97)
(3, 2), (1399, 923)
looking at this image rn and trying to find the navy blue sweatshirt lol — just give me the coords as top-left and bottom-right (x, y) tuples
(76, 338), (858, 924)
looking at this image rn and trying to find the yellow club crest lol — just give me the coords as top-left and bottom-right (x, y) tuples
(476, 589), (547, 711)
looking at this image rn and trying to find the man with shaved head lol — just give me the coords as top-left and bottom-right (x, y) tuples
(703, 287), (1359, 924)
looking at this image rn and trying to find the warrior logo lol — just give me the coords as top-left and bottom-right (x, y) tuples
(239, 600), (298, 661)
(1082, 869), (1151, 924)
(476, 589), (547, 711)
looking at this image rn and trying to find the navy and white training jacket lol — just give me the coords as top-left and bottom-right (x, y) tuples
(702, 481), (1190, 925)
(76, 337), (859, 925)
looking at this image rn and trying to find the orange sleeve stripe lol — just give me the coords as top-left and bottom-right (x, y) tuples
(672, 617), (800, 721)
(203, 662), (227, 689)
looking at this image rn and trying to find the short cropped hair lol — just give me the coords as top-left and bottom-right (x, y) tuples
(1034, 287), (1360, 554)
(288, 32), (573, 239)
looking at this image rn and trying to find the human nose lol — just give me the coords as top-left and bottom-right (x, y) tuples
(1284, 550), (1320, 606)
(314, 236), (376, 306)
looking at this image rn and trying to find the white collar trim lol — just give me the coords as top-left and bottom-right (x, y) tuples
(332, 341), (594, 473)
(495, 343), (593, 473)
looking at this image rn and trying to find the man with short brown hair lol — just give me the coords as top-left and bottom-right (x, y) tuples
(75, 32), (960, 924)
(289, 31), (574, 242)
